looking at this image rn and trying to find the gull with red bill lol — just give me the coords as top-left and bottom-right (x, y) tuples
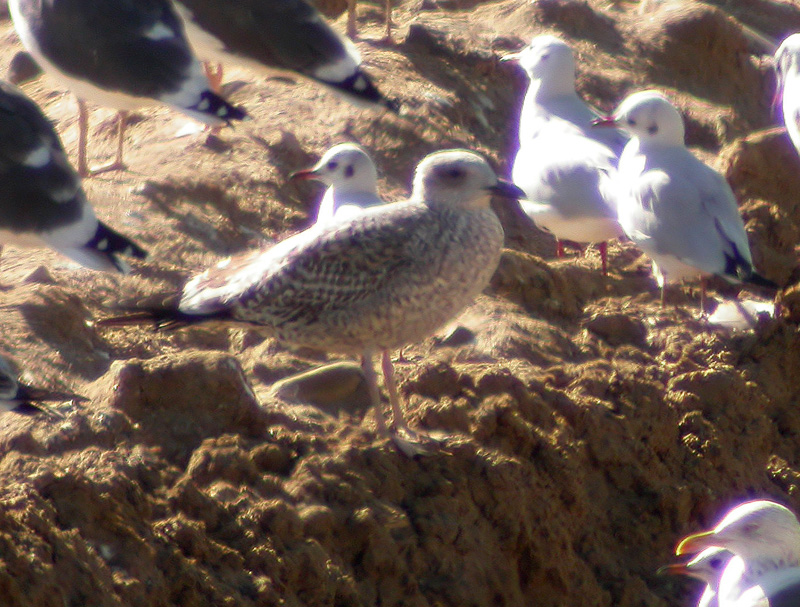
(291, 143), (384, 227)
(99, 149), (524, 456)
(675, 500), (800, 607)
(659, 547), (732, 607)
(593, 90), (776, 309)
(503, 35), (624, 275)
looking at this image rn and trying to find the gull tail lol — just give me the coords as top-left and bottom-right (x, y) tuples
(97, 305), (230, 330)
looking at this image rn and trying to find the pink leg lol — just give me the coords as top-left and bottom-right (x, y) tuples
(347, 0), (357, 38)
(599, 241), (608, 276)
(204, 62), (224, 93)
(361, 353), (389, 436)
(77, 98), (90, 178)
(556, 240), (564, 258)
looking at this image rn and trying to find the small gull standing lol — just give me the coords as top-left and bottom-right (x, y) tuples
(774, 34), (800, 159)
(676, 500), (800, 607)
(8, 0), (248, 176)
(172, 0), (397, 111)
(0, 81), (147, 277)
(593, 90), (775, 307)
(659, 546), (733, 607)
(503, 35), (625, 274)
(0, 355), (85, 417)
(99, 149), (524, 456)
(290, 143), (384, 226)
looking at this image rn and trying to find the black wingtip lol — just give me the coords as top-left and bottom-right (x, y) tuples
(88, 223), (149, 273)
(194, 91), (248, 123)
(97, 306), (229, 331)
(746, 272), (780, 291)
(323, 71), (399, 113)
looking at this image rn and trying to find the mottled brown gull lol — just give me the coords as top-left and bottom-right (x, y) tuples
(99, 149), (524, 455)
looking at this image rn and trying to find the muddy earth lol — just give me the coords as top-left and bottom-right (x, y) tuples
(2, 1), (800, 605)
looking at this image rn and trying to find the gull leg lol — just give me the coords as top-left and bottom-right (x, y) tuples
(0, 245), (9, 291)
(89, 110), (128, 175)
(361, 352), (390, 437)
(381, 350), (437, 456)
(347, 0), (357, 39)
(77, 98), (90, 178)
(384, 0), (393, 42)
(700, 277), (708, 317)
(204, 62), (224, 94)
(556, 240), (564, 258)
(599, 241), (608, 276)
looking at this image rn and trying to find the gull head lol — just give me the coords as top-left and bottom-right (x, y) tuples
(659, 547), (732, 585)
(502, 35), (576, 93)
(291, 143), (378, 193)
(411, 149), (524, 210)
(676, 500), (800, 577)
(774, 34), (800, 93)
(596, 90), (684, 146)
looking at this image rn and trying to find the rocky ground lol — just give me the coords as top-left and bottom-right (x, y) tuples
(2, 0), (800, 605)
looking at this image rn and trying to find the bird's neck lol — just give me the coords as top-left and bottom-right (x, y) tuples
(526, 78), (575, 103)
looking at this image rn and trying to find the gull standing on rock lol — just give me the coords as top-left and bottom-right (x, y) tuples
(0, 81), (147, 277)
(774, 34), (800, 159)
(676, 500), (800, 607)
(504, 35), (625, 274)
(659, 547), (732, 607)
(0, 355), (84, 417)
(99, 149), (524, 456)
(8, 0), (248, 176)
(291, 143), (383, 226)
(594, 90), (775, 307)
(172, 0), (398, 111)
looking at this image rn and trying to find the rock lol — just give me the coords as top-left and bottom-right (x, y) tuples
(269, 361), (371, 418)
(585, 312), (648, 347)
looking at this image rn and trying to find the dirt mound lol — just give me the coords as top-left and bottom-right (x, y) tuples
(1, 1), (800, 606)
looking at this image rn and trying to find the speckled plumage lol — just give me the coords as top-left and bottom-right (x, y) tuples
(184, 198), (503, 353)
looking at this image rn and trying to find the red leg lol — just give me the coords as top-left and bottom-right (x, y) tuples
(556, 240), (564, 258)
(599, 241), (608, 276)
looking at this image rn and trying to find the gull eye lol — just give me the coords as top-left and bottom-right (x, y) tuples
(447, 168), (463, 179)
(541, 53), (549, 60)
(709, 558), (722, 568)
(344, 165), (354, 178)
(327, 161), (338, 171)
(647, 124), (658, 135)
(627, 118), (637, 127)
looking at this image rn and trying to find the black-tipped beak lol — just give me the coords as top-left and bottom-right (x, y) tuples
(591, 116), (617, 128)
(487, 179), (526, 200)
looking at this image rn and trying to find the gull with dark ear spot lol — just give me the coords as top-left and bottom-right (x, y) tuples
(99, 149), (524, 457)
(8, 0), (248, 177)
(595, 90), (776, 309)
(0, 80), (147, 279)
(774, 34), (800, 159)
(291, 143), (383, 226)
(504, 35), (625, 275)
(172, 0), (398, 112)
(0, 355), (85, 418)
(659, 547), (732, 607)
(676, 500), (800, 607)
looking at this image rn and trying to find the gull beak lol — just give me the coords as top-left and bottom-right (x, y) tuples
(675, 530), (717, 556)
(289, 167), (319, 181)
(656, 562), (690, 577)
(487, 178), (526, 200)
(591, 116), (618, 128)
(500, 51), (522, 63)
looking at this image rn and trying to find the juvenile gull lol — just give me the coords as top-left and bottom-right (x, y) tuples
(172, 0), (397, 111)
(290, 143), (383, 226)
(774, 34), (800, 159)
(676, 500), (800, 607)
(8, 0), (248, 176)
(659, 547), (732, 607)
(99, 149), (524, 455)
(593, 90), (775, 306)
(504, 36), (624, 274)
(0, 80), (147, 276)
(0, 355), (85, 417)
